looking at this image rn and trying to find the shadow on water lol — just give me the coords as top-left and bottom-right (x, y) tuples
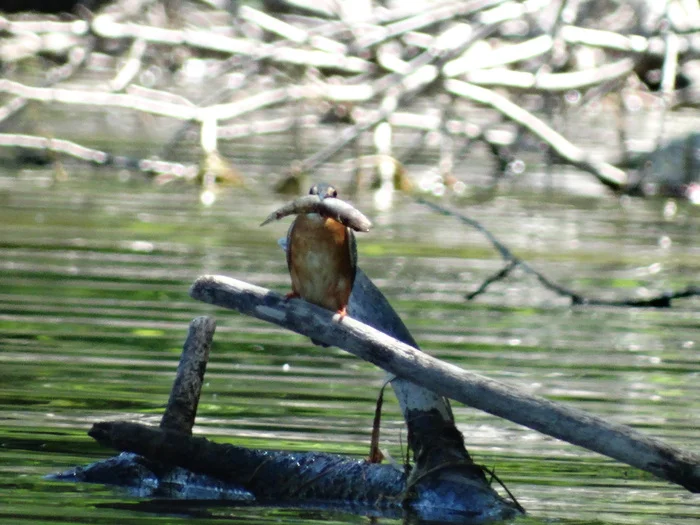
(0, 165), (698, 524)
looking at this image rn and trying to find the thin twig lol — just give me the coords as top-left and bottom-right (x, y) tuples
(417, 199), (699, 307)
(465, 260), (518, 300)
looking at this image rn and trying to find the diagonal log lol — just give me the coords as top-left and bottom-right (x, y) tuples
(190, 274), (700, 493)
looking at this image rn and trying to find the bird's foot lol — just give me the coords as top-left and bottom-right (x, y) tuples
(335, 306), (348, 320)
(284, 291), (300, 300)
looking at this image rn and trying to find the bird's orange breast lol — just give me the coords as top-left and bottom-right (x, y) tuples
(288, 214), (353, 312)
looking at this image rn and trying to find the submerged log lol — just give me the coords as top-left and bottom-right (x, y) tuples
(87, 420), (517, 521)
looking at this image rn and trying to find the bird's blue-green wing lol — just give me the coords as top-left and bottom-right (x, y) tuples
(348, 228), (357, 288)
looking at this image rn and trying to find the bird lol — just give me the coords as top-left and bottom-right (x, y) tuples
(285, 183), (357, 324)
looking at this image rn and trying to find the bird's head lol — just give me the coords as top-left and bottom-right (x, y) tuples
(309, 183), (338, 200)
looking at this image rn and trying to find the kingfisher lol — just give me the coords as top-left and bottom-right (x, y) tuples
(285, 183), (357, 320)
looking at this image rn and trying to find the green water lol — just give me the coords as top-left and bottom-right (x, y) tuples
(0, 170), (698, 524)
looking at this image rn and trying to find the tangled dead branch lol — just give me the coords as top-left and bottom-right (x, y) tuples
(418, 198), (700, 306)
(0, 0), (698, 197)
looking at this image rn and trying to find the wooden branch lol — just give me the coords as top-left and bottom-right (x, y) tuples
(0, 133), (197, 179)
(90, 16), (372, 74)
(353, 0), (507, 49)
(0, 42), (89, 126)
(444, 34), (553, 77)
(0, 16), (89, 36)
(239, 5), (310, 44)
(108, 38), (147, 92)
(462, 58), (635, 91)
(160, 316), (216, 434)
(86, 419), (518, 519)
(0, 80), (304, 124)
(0, 79), (199, 120)
(189, 274), (700, 493)
(558, 25), (700, 58)
(88, 420), (407, 501)
(444, 78), (629, 190)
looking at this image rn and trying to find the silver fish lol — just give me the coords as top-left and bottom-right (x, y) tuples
(260, 195), (372, 232)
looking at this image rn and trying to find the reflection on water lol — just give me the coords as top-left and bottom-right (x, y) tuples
(0, 171), (698, 525)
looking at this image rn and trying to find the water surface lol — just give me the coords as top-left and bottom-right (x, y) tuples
(0, 168), (698, 524)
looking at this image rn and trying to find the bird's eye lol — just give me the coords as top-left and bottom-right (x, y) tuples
(309, 186), (318, 195)
(331, 189), (338, 198)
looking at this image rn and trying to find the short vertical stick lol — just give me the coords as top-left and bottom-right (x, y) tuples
(160, 316), (216, 434)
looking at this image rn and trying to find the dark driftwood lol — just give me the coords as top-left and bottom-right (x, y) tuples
(89, 421), (406, 500)
(190, 274), (700, 493)
(160, 316), (216, 434)
(87, 420), (519, 521)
